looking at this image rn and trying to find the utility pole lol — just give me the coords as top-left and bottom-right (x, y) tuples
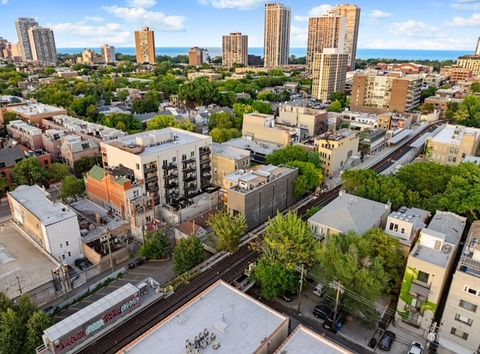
(297, 264), (305, 314)
(15, 275), (23, 295)
(107, 231), (114, 274)
(330, 280), (344, 333)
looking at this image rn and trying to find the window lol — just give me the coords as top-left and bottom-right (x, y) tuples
(455, 313), (473, 326)
(191, 151), (195, 156)
(451, 327), (469, 340)
(68, 252), (71, 257)
(389, 223), (394, 231)
(66, 241), (69, 246)
(60, 243), (63, 248)
(136, 163), (140, 170)
(182, 154), (186, 161)
(464, 286), (479, 296)
(173, 157), (176, 162)
(417, 271), (429, 284)
(62, 255), (65, 260)
(401, 228), (405, 234)
(459, 299), (478, 312)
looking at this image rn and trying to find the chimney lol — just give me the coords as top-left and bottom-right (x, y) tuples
(95, 212), (101, 225)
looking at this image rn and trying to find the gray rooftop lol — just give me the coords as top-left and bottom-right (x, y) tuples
(121, 281), (288, 354)
(212, 143), (250, 161)
(8, 185), (77, 226)
(274, 325), (352, 354)
(387, 129), (413, 144)
(308, 192), (390, 236)
(430, 124), (480, 145)
(9, 103), (65, 116)
(0, 146), (25, 167)
(458, 221), (480, 277)
(223, 137), (281, 155)
(44, 283), (139, 342)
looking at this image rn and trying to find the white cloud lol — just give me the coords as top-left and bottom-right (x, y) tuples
(102, 5), (185, 31)
(128, 0), (157, 8)
(198, 0), (264, 10)
(49, 21), (132, 46)
(84, 16), (104, 23)
(294, 4), (332, 22)
(290, 25), (308, 47)
(368, 10), (392, 20)
(451, 0), (480, 10)
(391, 20), (439, 37)
(1, 0), (8, 4)
(451, 13), (480, 26)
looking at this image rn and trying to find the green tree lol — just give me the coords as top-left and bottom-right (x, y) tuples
(156, 73), (179, 97)
(252, 259), (298, 300)
(60, 176), (85, 201)
(146, 115), (196, 132)
(173, 237), (204, 275)
(208, 212), (247, 253)
(47, 162), (71, 181)
(0, 308), (23, 354)
(117, 89), (129, 102)
(25, 311), (52, 354)
(266, 145), (309, 166)
(233, 103), (255, 119)
(0, 293), (13, 313)
(422, 102), (434, 113)
(471, 83), (480, 93)
(12, 158), (47, 186)
(327, 100), (343, 112)
(2, 111), (18, 126)
(208, 112), (240, 130)
(178, 77), (219, 107)
(132, 91), (160, 114)
(74, 156), (102, 176)
(251, 100), (273, 114)
(139, 231), (172, 259)
(287, 161), (323, 197)
(209, 127), (241, 143)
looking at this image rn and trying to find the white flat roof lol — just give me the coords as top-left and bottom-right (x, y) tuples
(9, 103), (65, 116)
(430, 124), (480, 145)
(8, 185), (76, 226)
(44, 283), (139, 342)
(121, 280), (288, 354)
(223, 138), (281, 155)
(212, 143), (250, 161)
(274, 325), (352, 354)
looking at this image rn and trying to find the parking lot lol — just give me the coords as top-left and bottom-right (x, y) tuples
(276, 281), (426, 354)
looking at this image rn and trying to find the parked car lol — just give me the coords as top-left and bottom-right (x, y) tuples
(323, 310), (346, 332)
(408, 341), (424, 354)
(312, 282), (326, 297)
(378, 331), (396, 351)
(312, 301), (333, 320)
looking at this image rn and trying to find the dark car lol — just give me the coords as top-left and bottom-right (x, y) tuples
(313, 301), (333, 320)
(378, 331), (396, 351)
(323, 310), (346, 332)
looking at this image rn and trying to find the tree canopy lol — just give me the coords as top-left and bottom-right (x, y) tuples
(146, 115), (196, 132)
(140, 231), (172, 259)
(208, 212), (247, 253)
(173, 237), (204, 275)
(12, 158), (47, 186)
(61, 176), (85, 201)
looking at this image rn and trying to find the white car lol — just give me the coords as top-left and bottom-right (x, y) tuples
(312, 283), (326, 297)
(408, 341), (424, 354)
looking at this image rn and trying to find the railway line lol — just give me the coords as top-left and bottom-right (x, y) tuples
(80, 122), (441, 354)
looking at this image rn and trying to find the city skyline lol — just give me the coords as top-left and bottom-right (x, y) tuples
(0, 0), (480, 50)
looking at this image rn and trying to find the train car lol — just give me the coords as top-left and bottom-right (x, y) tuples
(42, 283), (141, 354)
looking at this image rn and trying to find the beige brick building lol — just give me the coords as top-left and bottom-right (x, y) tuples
(278, 104), (328, 137)
(314, 129), (359, 177)
(458, 55), (480, 76)
(426, 124), (480, 165)
(212, 143), (250, 188)
(264, 3), (291, 68)
(311, 49), (348, 102)
(439, 221), (480, 354)
(242, 112), (299, 146)
(222, 33), (248, 68)
(135, 27), (155, 65)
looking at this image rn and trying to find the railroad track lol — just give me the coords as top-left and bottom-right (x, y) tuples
(80, 122), (441, 354)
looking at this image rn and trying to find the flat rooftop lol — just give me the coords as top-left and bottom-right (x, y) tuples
(7, 120), (42, 135)
(105, 128), (211, 156)
(429, 124), (480, 145)
(8, 103), (66, 116)
(212, 142), (250, 161)
(458, 221), (480, 277)
(225, 164), (294, 192)
(8, 185), (76, 226)
(316, 129), (356, 141)
(121, 280), (288, 354)
(223, 137), (281, 156)
(50, 115), (126, 140)
(0, 222), (59, 299)
(274, 325), (352, 354)
(412, 211), (466, 267)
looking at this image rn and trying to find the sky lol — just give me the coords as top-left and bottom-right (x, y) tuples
(0, 0), (479, 50)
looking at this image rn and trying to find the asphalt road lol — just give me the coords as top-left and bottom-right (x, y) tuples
(0, 185), (61, 222)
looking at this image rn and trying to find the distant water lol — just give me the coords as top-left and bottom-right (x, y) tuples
(57, 47), (472, 61)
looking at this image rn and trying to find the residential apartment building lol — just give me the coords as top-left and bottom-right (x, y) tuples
(426, 124), (480, 165)
(377, 62), (432, 75)
(3, 102), (67, 126)
(60, 137), (100, 169)
(314, 129), (359, 177)
(242, 112), (299, 146)
(42, 129), (67, 160)
(212, 143), (250, 188)
(27, 26), (57, 66)
(135, 27), (156, 65)
(327, 4), (361, 71)
(8, 185), (83, 265)
(100, 128), (212, 212)
(440, 66), (473, 83)
(424, 95), (464, 120)
(306, 15), (346, 75)
(350, 72), (423, 113)
(15, 17), (38, 61)
(396, 211), (466, 335)
(85, 165), (155, 238)
(308, 191), (390, 240)
(458, 55), (480, 76)
(188, 47), (205, 66)
(264, 3), (291, 68)
(77, 48), (101, 65)
(101, 44), (116, 63)
(226, 165), (297, 229)
(0, 146), (26, 186)
(7, 120), (43, 149)
(439, 221), (480, 354)
(385, 206), (430, 254)
(311, 49), (348, 102)
(278, 104), (328, 137)
(378, 112), (419, 130)
(222, 32), (248, 69)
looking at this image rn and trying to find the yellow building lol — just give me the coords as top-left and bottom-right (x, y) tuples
(311, 49), (348, 102)
(212, 143), (250, 188)
(458, 55), (480, 76)
(314, 129), (359, 177)
(242, 112), (299, 147)
(135, 27), (155, 65)
(264, 3), (291, 68)
(426, 124), (480, 165)
(222, 32), (248, 68)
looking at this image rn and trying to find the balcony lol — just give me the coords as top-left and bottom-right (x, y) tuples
(410, 280), (430, 298)
(162, 163), (177, 171)
(183, 166), (196, 174)
(164, 181), (178, 189)
(200, 147), (211, 156)
(184, 183), (196, 191)
(200, 156), (211, 163)
(144, 174), (158, 183)
(164, 172), (178, 180)
(200, 163), (211, 172)
(184, 175), (196, 182)
(144, 165), (157, 173)
(182, 157), (196, 164)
